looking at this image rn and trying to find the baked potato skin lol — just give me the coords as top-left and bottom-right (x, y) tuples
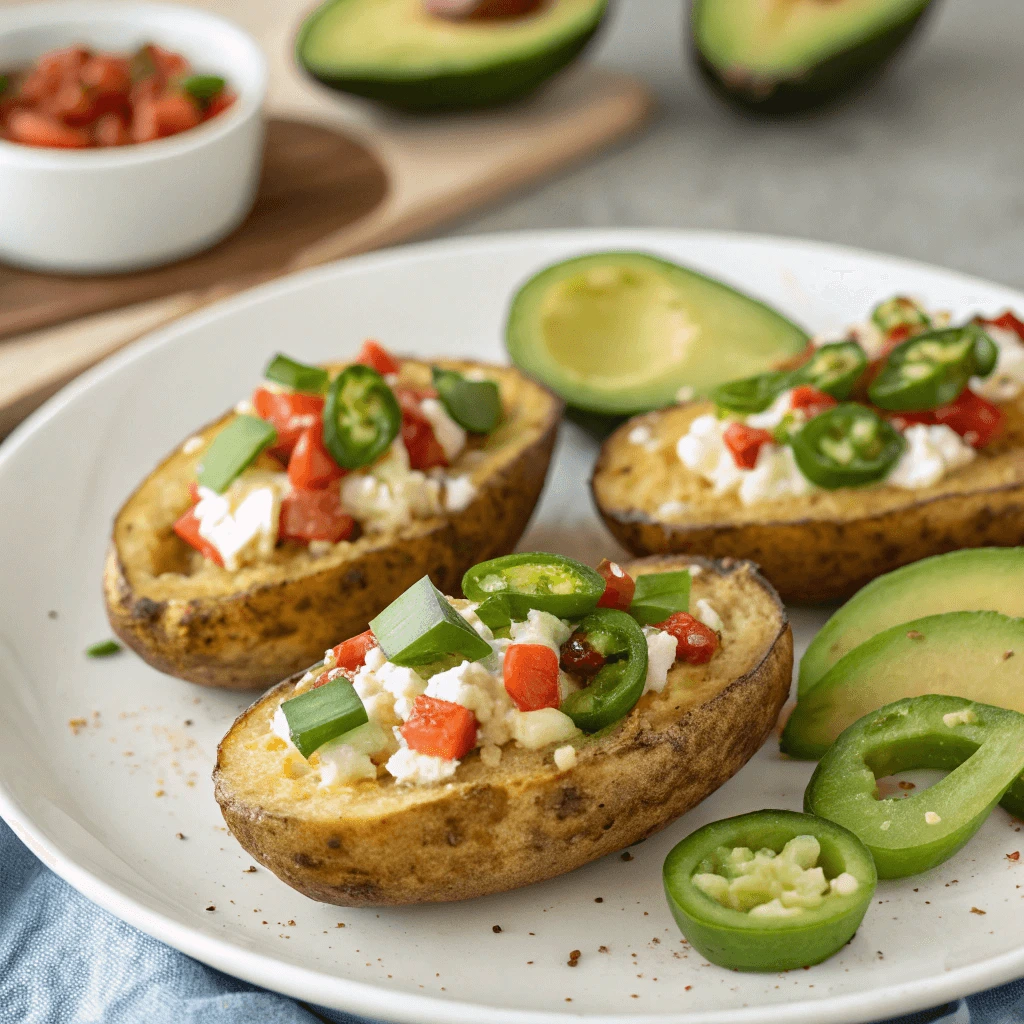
(593, 400), (1024, 604)
(213, 556), (793, 906)
(104, 360), (562, 690)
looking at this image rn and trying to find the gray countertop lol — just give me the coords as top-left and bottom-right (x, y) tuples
(454, 0), (1022, 292)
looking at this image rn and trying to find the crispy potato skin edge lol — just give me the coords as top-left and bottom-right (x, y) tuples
(104, 373), (562, 690)
(213, 556), (793, 906)
(592, 420), (1024, 604)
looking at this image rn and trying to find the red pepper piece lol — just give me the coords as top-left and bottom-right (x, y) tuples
(356, 340), (401, 376)
(892, 388), (1004, 449)
(401, 695), (477, 759)
(252, 387), (325, 459)
(981, 312), (1024, 341)
(503, 643), (561, 711)
(287, 426), (345, 490)
(656, 612), (719, 665)
(332, 630), (378, 673)
(172, 506), (223, 567)
(279, 488), (355, 544)
(395, 388), (448, 470)
(723, 423), (774, 470)
(596, 558), (635, 611)
(789, 386), (838, 418)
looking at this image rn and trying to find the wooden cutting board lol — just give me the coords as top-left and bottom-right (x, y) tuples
(0, 0), (653, 437)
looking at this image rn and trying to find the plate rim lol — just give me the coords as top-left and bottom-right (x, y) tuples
(2, 226), (1022, 1024)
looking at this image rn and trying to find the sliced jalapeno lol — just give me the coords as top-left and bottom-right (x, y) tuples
(791, 404), (904, 489)
(264, 353), (328, 394)
(805, 695), (1024, 878)
(663, 809), (876, 972)
(710, 371), (792, 415)
(462, 553), (604, 620)
(559, 609), (647, 732)
(432, 367), (502, 434)
(790, 341), (867, 400)
(322, 365), (401, 469)
(871, 296), (931, 335)
(869, 325), (996, 412)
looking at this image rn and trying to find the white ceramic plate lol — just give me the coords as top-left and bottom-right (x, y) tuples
(1, 230), (1022, 1024)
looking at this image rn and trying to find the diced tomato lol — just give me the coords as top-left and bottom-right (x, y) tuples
(187, 481), (201, 503)
(559, 630), (606, 679)
(722, 422), (774, 470)
(44, 82), (96, 125)
(202, 90), (236, 119)
(332, 630), (378, 672)
(149, 44), (191, 80)
(6, 110), (89, 148)
(891, 388), (1004, 449)
(789, 386), (838, 418)
(279, 488), (355, 544)
(655, 612), (719, 665)
(93, 112), (130, 147)
(287, 426), (345, 490)
(356, 340), (401, 376)
(149, 93), (201, 137)
(81, 54), (132, 95)
(982, 311), (1024, 341)
(503, 644), (561, 711)
(252, 387), (325, 458)
(596, 558), (635, 611)
(129, 97), (160, 143)
(401, 695), (478, 760)
(172, 507), (223, 567)
(396, 389), (448, 470)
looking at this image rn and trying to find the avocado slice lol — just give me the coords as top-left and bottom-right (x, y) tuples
(692, 0), (938, 114)
(800, 548), (1024, 697)
(296, 0), (609, 112)
(505, 252), (809, 415)
(782, 611), (1024, 760)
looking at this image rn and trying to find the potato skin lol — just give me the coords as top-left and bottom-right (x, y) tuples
(592, 400), (1024, 604)
(213, 556), (793, 906)
(104, 360), (562, 690)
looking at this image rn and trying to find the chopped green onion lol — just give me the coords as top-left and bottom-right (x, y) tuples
(86, 639), (122, 658)
(281, 679), (368, 758)
(371, 575), (492, 666)
(629, 571), (691, 626)
(264, 353), (328, 394)
(182, 74), (226, 103)
(197, 415), (278, 493)
(432, 367), (502, 434)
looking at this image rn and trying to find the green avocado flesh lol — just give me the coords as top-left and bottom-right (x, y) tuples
(296, 0), (609, 111)
(505, 252), (809, 415)
(692, 0), (936, 113)
(782, 612), (1024, 760)
(800, 549), (1024, 697)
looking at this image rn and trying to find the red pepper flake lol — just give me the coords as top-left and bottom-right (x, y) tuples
(970, 907), (986, 915)
(244, 866), (257, 873)
(175, 833), (186, 840)
(621, 851), (634, 862)
(1004, 651), (1016, 661)
(336, 923), (345, 928)
(594, 897), (604, 903)
(1007, 851), (1020, 861)
(568, 950), (581, 967)
(685, 985), (693, 991)
(205, 905), (216, 912)
(287, 920), (296, 927)
(492, 925), (502, 933)
(598, 945), (609, 953)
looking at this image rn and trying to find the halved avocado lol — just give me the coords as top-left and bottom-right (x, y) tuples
(782, 611), (1024, 760)
(692, 0), (938, 115)
(296, 0), (609, 111)
(505, 252), (809, 416)
(800, 548), (1024, 697)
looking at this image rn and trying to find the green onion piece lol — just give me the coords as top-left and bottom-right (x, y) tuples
(86, 639), (122, 658)
(197, 414), (278, 493)
(432, 367), (502, 433)
(282, 679), (368, 759)
(264, 353), (329, 394)
(475, 594), (512, 631)
(629, 570), (691, 626)
(182, 74), (226, 103)
(371, 575), (492, 666)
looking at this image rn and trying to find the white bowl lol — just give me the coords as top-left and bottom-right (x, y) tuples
(0, 1), (267, 274)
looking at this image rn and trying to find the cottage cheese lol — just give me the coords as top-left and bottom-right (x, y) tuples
(419, 398), (467, 462)
(443, 474), (477, 513)
(386, 743), (459, 785)
(677, 415), (747, 496)
(509, 707), (579, 749)
(509, 609), (572, 655)
(887, 424), (975, 490)
(971, 323), (1024, 402)
(194, 471), (288, 570)
(341, 439), (443, 533)
(694, 599), (724, 633)
(643, 628), (678, 694)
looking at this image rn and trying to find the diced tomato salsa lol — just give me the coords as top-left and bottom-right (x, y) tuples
(0, 44), (234, 149)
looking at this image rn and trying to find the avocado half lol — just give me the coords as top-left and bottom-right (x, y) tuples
(692, 0), (938, 114)
(296, 0), (610, 112)
(505, 252), (809, 416)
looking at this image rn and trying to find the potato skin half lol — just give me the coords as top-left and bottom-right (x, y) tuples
(213, 555), (793, 906)
(104, 360), (562, 690)
(592, 401), (1024, 604)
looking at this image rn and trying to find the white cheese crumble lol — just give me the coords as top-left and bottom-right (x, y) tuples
(943, 708), (978, 728)
(341, 438), (443, 533)
(271, 705), (296, 749)
(317, 743), (376, 786)
(746, 389), (794, 430)
(925, 811), (942, 825)
(425, 660), (514, 748)
(643, 628), (678, 694)
(971, 323), (1024, 402)
(888, 424), (975, 490)
(443, 475), (477, 513)
(181, 434), (204, 455)
(419, 397), (467, 463)
(509, 707), (579, 749)
(509, 609), (572, 655)
(739, 443), (815, 505)
(193, 472), (288, 571)
(553, 744), (577, 771)
(694, 599), (724, 633)
(386, 743), (459, 785)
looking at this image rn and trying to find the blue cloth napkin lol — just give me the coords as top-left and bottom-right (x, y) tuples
(2, 818), (1020, 1024)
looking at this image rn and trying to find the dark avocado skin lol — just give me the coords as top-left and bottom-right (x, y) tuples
(691, 0), (939, 115)
(296, 0), (610, 113)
